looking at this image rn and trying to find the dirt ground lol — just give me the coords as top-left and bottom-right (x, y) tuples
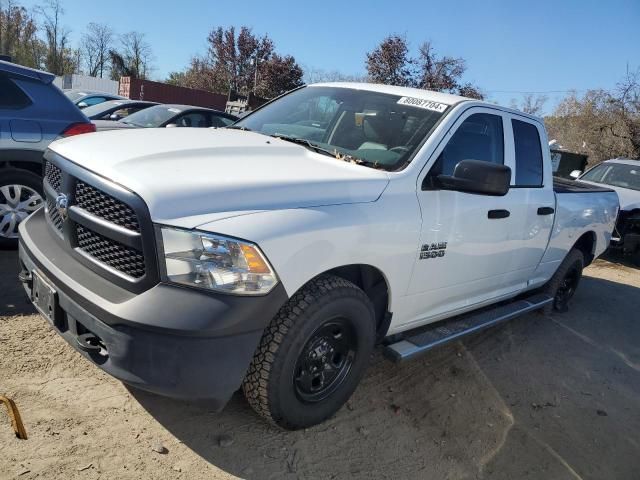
(0, 249), (639, 480)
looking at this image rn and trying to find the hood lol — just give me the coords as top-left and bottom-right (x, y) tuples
(579, 180), (640, 211)
(92, 120), (138, 132)
(49, 128), (390, 228)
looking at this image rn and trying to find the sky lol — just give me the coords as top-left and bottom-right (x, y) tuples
(18, 0), (640, 113)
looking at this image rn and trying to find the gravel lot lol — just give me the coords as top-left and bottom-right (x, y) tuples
(1, 249), (639, 480)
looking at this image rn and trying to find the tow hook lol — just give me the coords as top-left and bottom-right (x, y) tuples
(18, 270), (32, 288)
(76, 333), (108, 357)
(0, 395), (28, 440)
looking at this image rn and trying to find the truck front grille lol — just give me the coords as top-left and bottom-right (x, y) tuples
(44, 161), (62, 191)
(46, 197), (63, 232)
(75, 181), (140, 232)
(76, 225), (146, 278)
(41, 154), (156, 292)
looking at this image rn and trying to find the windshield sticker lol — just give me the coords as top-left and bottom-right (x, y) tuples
(397, 97), (448, 113)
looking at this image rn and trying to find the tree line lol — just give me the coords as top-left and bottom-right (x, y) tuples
(1, 0), (637, 163)
(0, 0), (153, 79)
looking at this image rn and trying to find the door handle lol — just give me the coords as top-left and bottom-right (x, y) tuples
(488, 209), (510, 219)
(537, 207), (555, 215)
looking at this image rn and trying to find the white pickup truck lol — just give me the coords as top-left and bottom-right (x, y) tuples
(19, 83), (619, 430)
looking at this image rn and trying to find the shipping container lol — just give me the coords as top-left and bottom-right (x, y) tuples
(53, 74), (119, 94)
(119, 78), (227, 110)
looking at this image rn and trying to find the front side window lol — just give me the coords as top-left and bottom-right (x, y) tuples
(0, 74), (31, 109)
(429, 112), (504, 178)
(234, 86), (449, 171)
(512, 119), (543, 186)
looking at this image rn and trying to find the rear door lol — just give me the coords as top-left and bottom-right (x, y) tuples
(502, 115), (555, 284)
(404, 108), (522, 327)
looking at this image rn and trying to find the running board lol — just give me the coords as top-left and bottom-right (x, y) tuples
(384, 293), (553, 362)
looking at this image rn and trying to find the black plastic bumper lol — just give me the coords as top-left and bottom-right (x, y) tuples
(18, 209), (288, 408)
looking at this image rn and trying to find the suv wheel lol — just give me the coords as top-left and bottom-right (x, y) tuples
(0, 169), (44, 249)
(242, 274), (376, 430)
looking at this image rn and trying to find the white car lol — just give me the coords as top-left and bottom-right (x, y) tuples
(574, 158), (640, 264)
(19, 83), (619, 429)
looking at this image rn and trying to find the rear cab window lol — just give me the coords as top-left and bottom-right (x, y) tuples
(512, 119), (543, 187)
(0, 73), (32, 109)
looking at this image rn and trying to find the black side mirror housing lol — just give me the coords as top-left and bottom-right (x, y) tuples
(437, 160), (511, 196)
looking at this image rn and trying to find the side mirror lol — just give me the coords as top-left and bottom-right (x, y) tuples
(77, 101), (88, 109)
(165, 123), (178, 128)
(569, 170), (582, 179)
(109, 113), (121, 120)
(437, 160), (511, 196)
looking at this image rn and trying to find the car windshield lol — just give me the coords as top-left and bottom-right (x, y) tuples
(233, 86), (450, 171)
(64, 91), (86, 101)
(121, 105), (180, 127)
(82, 100), (126, 118)
(581, 162), (640, 191)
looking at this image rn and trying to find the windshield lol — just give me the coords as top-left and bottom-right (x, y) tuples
(82, 100), (125, 118)
(122, 105), (180, 127)
(234, 86), (449, 171)
(581, 162), (640, 191)
(64, 91), (86, 102)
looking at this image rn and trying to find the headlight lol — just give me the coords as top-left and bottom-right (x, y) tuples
(160, 227), (278, 295)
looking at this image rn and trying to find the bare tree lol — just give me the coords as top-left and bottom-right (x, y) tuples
(119, 31), (153, 79)
(37, 0), (76, 74)
(416, 42), (465, 91)
(82, 22), (112, 77)
(304, 67), (366, 84)
(510, 94), (548, 115)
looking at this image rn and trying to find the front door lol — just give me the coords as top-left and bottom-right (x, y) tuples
(402, 108), (524, 328)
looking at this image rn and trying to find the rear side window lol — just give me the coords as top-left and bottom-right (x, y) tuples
(0, 74), (32, 109)
(431, 113), (504, 177)
(512, 119), (543, 186)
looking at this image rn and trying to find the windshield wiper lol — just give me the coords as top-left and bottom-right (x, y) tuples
(271, 134), (383, 170)
(271, 134), (338, 157)
(227, 125), (252, 131)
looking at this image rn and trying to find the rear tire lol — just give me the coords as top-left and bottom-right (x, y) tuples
(541, 249), (584, 315)
(242, 274), (376, 430)
(0, 168), (44, 249)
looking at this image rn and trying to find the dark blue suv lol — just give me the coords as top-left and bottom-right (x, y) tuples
(0, 60), (95, 248)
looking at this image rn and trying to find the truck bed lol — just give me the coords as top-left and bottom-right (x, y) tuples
(553, 177), (615, 194)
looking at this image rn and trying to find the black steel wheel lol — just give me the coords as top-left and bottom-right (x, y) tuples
(242, 275), (376, 430)
(541, 248), (584, 315)
(293, 319), (357, 403)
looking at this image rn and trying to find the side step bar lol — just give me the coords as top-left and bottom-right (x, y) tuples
(384, 293), (553, 362)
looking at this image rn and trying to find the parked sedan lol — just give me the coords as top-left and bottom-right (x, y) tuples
(575, 158), (640, 264)
(64, 89), (125, 109)
(82, 100), (159, 121)
(92, 104), (238, 131)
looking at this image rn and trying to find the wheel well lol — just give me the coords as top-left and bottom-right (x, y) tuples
(573, 231), (596, 266)
(325, 264), (391, 340)
(1, 161), (43, 177)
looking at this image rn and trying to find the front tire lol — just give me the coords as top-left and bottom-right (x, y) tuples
(242, 275), (376, 430)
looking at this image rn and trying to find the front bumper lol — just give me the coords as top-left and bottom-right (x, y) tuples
(18, 209), (288, 408)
